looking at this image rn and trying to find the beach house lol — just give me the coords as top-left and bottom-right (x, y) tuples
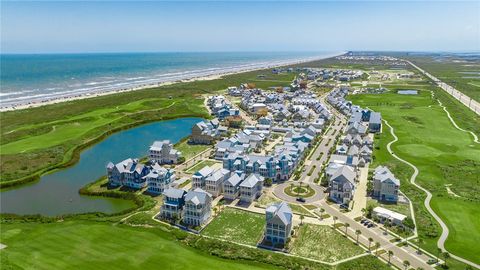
(144, 164), (176, 195)
(106, 158), (149, 189)
(160, 188), (186, 220)
(183, 188), (212, 227)
(328, 165), (356, 205)
(373, 166), (400, 202)
(265, 201), (293, 245)
(239, 173), (264, 203)
(149, 140), (182, 164)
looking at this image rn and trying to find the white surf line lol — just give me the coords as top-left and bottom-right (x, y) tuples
(431, 92), (479, 144)
(384, 119), (480, 269)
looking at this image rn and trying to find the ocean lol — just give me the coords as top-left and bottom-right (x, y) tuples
(0, 51), (340, 108)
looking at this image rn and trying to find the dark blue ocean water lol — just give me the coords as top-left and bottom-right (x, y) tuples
(0, 52), (338, 106)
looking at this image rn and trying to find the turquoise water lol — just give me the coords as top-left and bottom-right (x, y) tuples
(0, 52), (338, 107)
(0, 117), (201, 216)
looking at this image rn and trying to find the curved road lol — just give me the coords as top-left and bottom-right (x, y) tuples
(384, 120), (480, 269)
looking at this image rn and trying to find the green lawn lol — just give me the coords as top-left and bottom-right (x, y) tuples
(0, 221), (276, 270)
(348, 88), (480, 264)
(201, 208), (265, 246)
(175, 139), (211, 160)
(186, 159), (220, 174)
(290, 224), (364, 262)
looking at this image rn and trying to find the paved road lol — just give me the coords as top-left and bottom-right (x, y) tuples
(407, 60), (480, 115)
(384, 120), (480, 269)
(318, 200), (435, 270)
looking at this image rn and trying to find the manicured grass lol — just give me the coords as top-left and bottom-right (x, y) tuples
(336, 255), (391, 270)
(290, 224), (364, 263)
(349, 88), (480, 264)
(186, 159), (220, 174)
(284, 183), (316, 198)
(0, 221), (277, 270)
(175, 139), (211, 160)
(201, 208), (265, 246)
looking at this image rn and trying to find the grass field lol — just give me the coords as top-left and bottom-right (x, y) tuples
(201, 207), (265, 246)
(175, 139), (211, 160)
(186, 159), (220, 174)
(348, 88), (480, 264)
(401, 54), (480, 102)
(0, 69), (297, 187)
(0, 221), (277, 270)
(290, 224), (364, 262)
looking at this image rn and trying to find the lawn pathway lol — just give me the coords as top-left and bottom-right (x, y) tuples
(384, 119), (480, 269)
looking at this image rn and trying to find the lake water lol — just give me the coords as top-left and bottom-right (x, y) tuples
(0, 117), (201, 216)
(398, 90), (418, 95)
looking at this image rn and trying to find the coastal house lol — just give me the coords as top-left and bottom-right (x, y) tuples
(160, 188), (186, 220)
(183, 188), (212, 227)
(190, 119), (225, 144)
(106, 158), (149, 189)
(192, 166), (214, 189)
(265, 201), (293, 245)
(204, 168), (230, 197)
(239, 173), (264, 203)
(329, 165), (356, 205)
(144, 164), (176, 195)
(368, 112), (382, 133)
(373, 166), (400, 202)
(149, 140), (182, 164)
(222, 172), (244, 200)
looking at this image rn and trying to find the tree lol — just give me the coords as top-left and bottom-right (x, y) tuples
(213, 207), (218, 217)
(344, 223), (350, 236)
(437, 248), (442, 263)
(300, 214), (305, 225)
(403, 260), (410, 270)
(416, 237), (424, 254)
(355, 230), (362, 245)
(443, 252), (450, 267)
(333, 216), (338, 227)
(403, 217), (415, 231)
(319, 208), (325, 220)
(361, 208), (366, 217)
(374, 242), (380, 255)
(368, 237), (373, 252)
(388, 250), (394, 264)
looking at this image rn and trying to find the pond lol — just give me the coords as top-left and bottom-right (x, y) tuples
(397, 90), (418, 95)
(0, 117), (201, 216)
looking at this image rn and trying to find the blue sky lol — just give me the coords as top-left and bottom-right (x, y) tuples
(1, 1), (479, 53)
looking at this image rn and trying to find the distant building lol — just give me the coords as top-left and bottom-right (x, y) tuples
(144, 164), (176, 195)
(265, 201), (293, 245)
(372, 207), (406, 226)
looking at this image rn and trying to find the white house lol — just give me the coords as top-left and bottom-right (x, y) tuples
(149, 140), (182, 164)
(373, 166), (400, 202)
(265, 201), (293, 245)
(239, 174), (264, 203)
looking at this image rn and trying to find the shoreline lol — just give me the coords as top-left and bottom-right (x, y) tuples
(0, 52), (343, 112)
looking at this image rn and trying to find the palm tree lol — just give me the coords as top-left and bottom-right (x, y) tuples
(416, 237), (424, 254)
(344, 223), (350, 236)
(416, 268), (424, 270)
(374, 242), (380, 255)
(403, 260), (410, 270)
(319, 208), (325, 220)
(361, 208), (366, 217)
(437, 248), (442, 263)
(443, 252), (450, 267)
(333, 216), (338, 227)
(355, 229), (361, 245)
(368, 237), (373, 252)
(388, 250), (394, 264)
(300, 214), (305, 225)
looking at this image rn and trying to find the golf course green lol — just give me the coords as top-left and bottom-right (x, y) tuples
(349, 88), (480, 264)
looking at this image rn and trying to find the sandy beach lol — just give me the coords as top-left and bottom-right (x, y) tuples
(0, 53), (343, 112)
